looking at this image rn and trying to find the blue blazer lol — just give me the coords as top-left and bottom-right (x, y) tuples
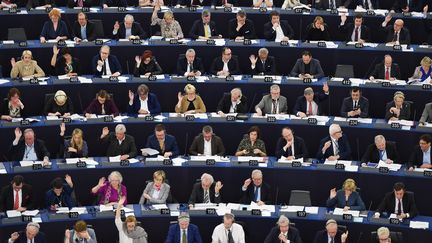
(293, 92), (329, 116)
(127, 93), (161, 115)
(166, 223), (203, 243)
(92, 54), (122, 77)
(316, 134), (352, 161)
(45, 184), (75, 209)
(326, 189), (366, 211)
(145, 134), (180, 157)
(40, 20), (69, 39)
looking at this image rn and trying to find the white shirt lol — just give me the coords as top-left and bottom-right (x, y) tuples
(423, 147), (431, 164)
(203, 139), (212, 156)
(13, 189), (22, 208)
(115, 217), (133, 243)
(151, 189), (161, 199)
(140, 97), (149, 112)
(379, 150), (388, 161)
(96, 59), (112, 75)
(222, 61), (229, 72)
(211, 223), (245, 243)
(352, 99), (359, 110)
(118, 137), (125, 145)
(274, 24), (285, 42)
(283, 139), (295, 157)
(394, 197), (404, 214)
(229, 101), (238, 113)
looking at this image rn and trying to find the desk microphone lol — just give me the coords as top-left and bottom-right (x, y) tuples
(412, 108), (417, 123)
(356, 232), (363, 243)
(183, 132), (189, 157)
(274, 186), (279, 206)
(247, 93), (258, 114)
(356, 138), (360, 161)
(77, 92), (84, 114)
(126, 60), (130, 75)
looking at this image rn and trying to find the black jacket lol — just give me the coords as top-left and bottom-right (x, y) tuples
(316, 134), (352, 161)
(251, 56), (277, 75)
(361, 141), (401, 164)
(189, 20), (219, 39)
(384, 101), (411, 121)
(189, 134), (225, 156)
(100, 133), (137, 158)
(228, 19), (256, 39)
(313, 229), (345, 243)
(370, 63), (401, 80)
(340, 96), (370, 118)
(339, 23), (371, 42)
(8, 139), (50, 161)
(382, 25), (411, 45)
(263, 20), (294, 41)
(216, 93), (248, 113)
(376, 191), (419, 218)
(210, 56), (241, 75)
(133, 58), (163, 77)
(188, 182), (222, 204)
(275, 136), (308, 159)
(264, 226), (302, 243)
(72, 20), (97, 41)
(112, 22), (146, 40)
(239, 182), (273, 205)
(0, 184), (34, 211)
(176, 55), (205, 75)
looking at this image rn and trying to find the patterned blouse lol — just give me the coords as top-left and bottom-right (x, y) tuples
(236, 138), (266, 156)
(151, 15), (184, 39)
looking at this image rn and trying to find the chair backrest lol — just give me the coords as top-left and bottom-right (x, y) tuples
(44, 93), (55, 106)
(0, 65), (3, 78)
(334, 64), (354, 78)
(288, 190), (311, 206)
(8, 28), (27, 41)
(371, 231), (404, 242)
(90, 20), (105, 38)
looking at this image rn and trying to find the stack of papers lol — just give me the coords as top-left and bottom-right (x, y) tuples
(6, 209), (39, 217)
(0, 79), (10, 85)
(409, 221), (430, 229)
(20, 161), (50, 167)
(151, 204), (168, 210)
(210, 112), (238, 118)
(140, 74), (165, 79)
(99, 205), (113, 212)
(388, 120), (414, 126)
(57, 207), (87, 214)
(108, 156), (139, 163)
(65, 158), (98, 165)
(237, 156), (266, 162)
(333, 208), (360, 216)
(141, 148), (159, 156)
(280, 205), (304, 212)
(278, 157), (304, 163)
(189, 156), (225, 162)
(378, 161), (402, 171)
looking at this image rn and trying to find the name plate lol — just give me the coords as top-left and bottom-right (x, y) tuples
(104, 116), (114, 122)
(185, 115), (195, 121)
(206, 208), (216, 215)
(160, 208), (170, 215)
(21, 120), (30, 126)
(422, 84), (431, 90)
(144, 116), (154, 121)
(303, 78), (312, 83)
(297, 211), (306, 217)
(424, 170), (432, 177)
(118, 6), (126, 12)
(22, 215), (32, 222)
(381, 81), (391, 87)
(131, 39), (141, 45)
(294, 8), (303, 13)
(225, 76), (234, 81)
(226, 115), (236, 121)
(342, 79), (351, 85)
(390, 123), (401, 129)
(187, 76), (196, 82)
(259, 7), (267, 12)
(148, 75), (157, 81)
(243, 39), (252, 45)
(348, 120), (358, 126)
(367, 10), (375, 15)
(120, 160), (130, 166)
(9, 7), (18, 13)
(317, 41), (326, 47)
(69, 212), (79, 218)
(57, 40), (66, 47)
(109, 76), (119, 82)
(280, 40), (289, 46)
(264, 76), (273, 82)
(292, 161), (302, 167)
(169, 39), (178, 45)
(267, 116), (276, 122)
(189, 6), (197, 11)
(355, 43), (363, 48)
(390, 218), (400, 224)
(251, 209), (261, 216)
(224, 7), (232, 12)
(76, 161), (87, 168)
(82, 7), (90, 12)
(307, 118), (317, 125)
(95, 39), (103, 45)
(32, 163), (42, 170)
(45, 7), (53, 13)
(19, 41), (27, 47)
(163, 158), (172, 165)
(379, 167), (389, 174)
(206, 159), (216, 165)
(29, 78), (38, 84)
(330, 9), (338, 14)
(342, 214), (353, 220)
(393, 45), (402, 51)
(335, 163), (345, 170)
(206, 39), (215, 45)
(61, 117), (71, 123)
(69, 76), (79, 83)
(403, 12), (412, 17)
(249, 160), (259, 166)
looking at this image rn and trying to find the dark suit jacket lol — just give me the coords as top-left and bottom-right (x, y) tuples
(264, 226), (302, 243)
(133, 58), (163, 76)
(420, 102), (432, 123)
(112, 22), (146, 40)
(251, 56), (277, 75)
(305, 23), (330, 41)
(212, 0), (237, 6)
(370, 63), (401, 80)
(178, 0), (212, 5)
(92, 54), (122, 77)
(40, 20), (69, 39)
(228, 18), (256, 39)
(67, 0), (92, 7)
(263, 20), (294, 41)
(313, 229), (345, 243)
(239, 182), (273, 205)
(361, 141), (401, 163)
(340, 96), (370, 118)
(43, 97), (74, 116)
(189, 134), (225, 156)
(382, 26), (411, 45)
(84, 98), (119, 117)
(293, 93), (329, 116)
(45, 184), (75, 209)
(216, 93), (248, 114)
(188, 182), (222, 204)
(392, 0), (422, 12)
(290, 58), (325, 78)
(326, 189), (366, 210)
(12, 231), (46, 243)
(54, 57), (81, 76)
(8, 139), (50, 161)
(72, 20), (97, 41)
(345, 0), (379, 9)
(145, 134), (180, 157)
(166, 223), (203, 243)
(316, 134), (352, 161)
(317, 0), (344, 9)
(0, 184), (34, 211)
(176, 55), (205, 75)
(189, 20), (218, 39)
(210, 56), (241, 75)
(376, 191), (419, 218)
(339, 23), (371, 42)
(127, 93), (161, 115)
(408, 145), (432, 168)
(385, 101), (411, 121)
(100, 133), (137, 158)
(275, 136), (309, 159)
(100, 0), (127, 7)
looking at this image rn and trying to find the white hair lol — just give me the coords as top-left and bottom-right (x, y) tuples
(374, 135), (386, 144)
(377, 227), (390, 238)
(200, 173), (214, 184)
(329, 124), (341, 135)
(124, 14), (134, 22)
(277, 215), (289, 225)
(231, 88), (242, 96)
(325, 219), (338, 229)
(251, 169), (263, 179)
(115, 124), (126, 133)
(26, 222), (40, 233)
(108, 171), (123, 183)
(270, 84), (280, 92)
(186, 49), (195, 55)
(258, 48), (269, 55)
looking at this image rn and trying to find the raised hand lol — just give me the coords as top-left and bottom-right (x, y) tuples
(101, 127), (109, 137)
(128, 90), (135, 101)
(60, 122), (66, 135)
(98, 177), (106, 187)
(10, 57), (16, 67)
(177, 91), (184, 101)
(215, 181), (223, 193)
(135, 55), (142, 65)
(113, 21), (120, 31)
(14, 127), (22, 140)
(330, 188), (337, 198)
(53, 45), (60, 55)
(249, 55), (257, 66)
(243, 178), (252, 188)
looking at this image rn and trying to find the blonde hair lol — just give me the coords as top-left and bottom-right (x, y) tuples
(70, 128), (84, 152)
(313, 16), (324, 25)
(125, 215), (137, 224)
(21, 50), (32, 59)
(420, 56), (432, 66)
(49, 8), (61, 19)
(163, 11), (174, 20)
(184, 84), (196, 94)
(377, 227), (390, 238)
(342, 178), (357, 191)
(54, 90), (67, 105)
(393, 91), (405, 101)
(153, 170), (166, 181)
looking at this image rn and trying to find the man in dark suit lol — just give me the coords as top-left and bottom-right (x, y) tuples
(212, 0), (237, 7)
(0, 175), (33, 212)
(374, 182), (419, 219)
(317, 124), (352, 161)
(67, 0), (92, 8)
(249, 48), (277, 75)
(228, 10), (256, 40)
(290, 51), (325, 79)
(72, 12), (97, 42)
(8, 222), (46, 243)
(344, 0), (378, 9)
(166, 214), (203, 243)
(92, 45), (122, 77)
(339, 14), (371, 42)
(8, 128), (50, 165)
(392, 0), (422, 12)
(176, 49), (205, 76)
(188, 173), (223, 205)
(255, 84), (288, 116)
(408, 134), (432, 170)
(369, 55), (401, 80)
(317, 0), (346, 9)
(313, 219), (348, 243)
(293, 84), (329, 117)
(216, 88), (248, 115)
(263, 11), (294, 41)
(381, 16), (411, 45)
(419, 102), (432, 124)
(112, 14), (146, 40)
(99, 124), (137, 159)
(189, 10), (220, 39)
(361, 135), (401, 164)
(210, 47), (241, 76)
(189, 125), (225, 156)
(340, 87), (370, 118)
(127, 84), (161, 115)
(275, 127), (308, 159)
(145, 124), (180, 157)
(178, 0), (212, 5)
(264, 215), (302, 243)
(239, 169), (273, 205)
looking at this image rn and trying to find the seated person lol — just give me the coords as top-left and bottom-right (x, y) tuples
(46, 175), (75, 210)
(408, 134), (431, 170)
(409, 56), (432, 82)
(253, 0), (272, 7)
(0, 175), (34, 212)
(101, 0), (127, 8)
(84, 89), (119, 117)
(235, 126), (267, 157)
(151, 6), (184, 39)
(139, 0), (163, 7)
(64, 220), (97, 243)
(189, 125), (225, 156)
(339, 14), (371, 43)
(381, 16), (411, 45)
(189, 10), (221, 40)
(340, 87), (369, 118)
(165, 213), (203, 243)
(0, 0), (17, 8)
(44, 90), (73, 117)
(212, 0), (237, 6)
(8, 222), (46, 243)
(133, 50), (163, 77)
(373, 226), (403, 243)
(210, 47), (241, 76)
(281, 0), (309, 9)
(91, 171), (127, 206)
(67, 0), (93, 8)
(51, 46), (81, 76)
(8, 128), (50, 164)
(240, 169), (272, 205)
(361, 135), (400, 164)
(392, 0), (422, 13)
(263, 11), (294, 42)
(112, 14), (146, 40)
(384, 91), (411, 121)
(139, 170), (170, 204)
(316, 124), (352, 161)
(420, 102), (432, 124)
(99, 124), (137, 159)
(188, 173), (223, 205)
(114, 197), (148, 242)
(312, 219), (348, 243)
(228, 10), (256, 40)
(275, 127), (308, 159)
(211, 213), (245, 243)
(175, 84), (206, 114)
(326, 178), (366, 211)
(92, 45), (122, 77)
(127, 84), (161, 115)
(176, 49), (205, 77)
(374, 182), (418, 220)
(216, 88), (248, 115)
(10, 50), (45, 79)
(59, 123), (88, 158)
(40, 8), (69, 43)
(369, 55), (401, 80)
(293, 85), (329, 117)
(264, 215), (302, 243)
(145, 124), (180, 157)
(345, 0), (378, 9)
(1, 88), (25, 120)
(255, 85), (287, 116)
(249, 48), (277, 75)
(305, 16), (330, 41)
(316, 0), (346, 9)
(72, 12), (97, 42)
(290, 50), (325, 79)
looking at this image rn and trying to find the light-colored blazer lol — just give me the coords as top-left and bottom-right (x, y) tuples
(139, 182), (170, 204)
(175, 95), (206, 113)
(255, 94), (288, 115)
(420, 102), (432, 123)
(10, 60), (45, 78)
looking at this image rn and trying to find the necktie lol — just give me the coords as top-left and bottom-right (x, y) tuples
(78, 0), (83, 7)
(159, 140), (165, 153)
(254, 186), (259, 202)
(262, 60), (265, 73)
(353, 100), (358, 110)
(182, 229), (187, 243)
(334, 141), (339, 156)
(204, 24), (210, 38)
(272, 100), (277, 114)
(204, 190), (210, 203)
(308, 101), (313, 115)
(102, 60), (107, 76)
(329, 0), (334, 9)
(385, 67), (390, 80)
(330, 237), (334, 243)
(392, 32), (398, 42)
(379, 150), (384, 160)
(287, 146), (292, 157)
(101, 104), (105, 115)
(363, 0), (368, 9)
(81, 26), (87, 40)
(397, 199), (402, 215)
(228, 229), (235, 243)
(354, 27), (359, 41)
(14, 189), (19, 210)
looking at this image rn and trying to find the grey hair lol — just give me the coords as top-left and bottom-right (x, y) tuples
(329, 124), (341, 135)
(201, 173), (214, 184)
(270, 84), (280, 92)
(124, 14), (134, 22)
(186, 49), (195, 55)
(26, 222), (40, 233)
(115, 124), (126, 133)
(374, 135), (386, 144)
(251, 169), (263, 178)
(277, 215), (290, 225)
(108, 171), (123, 183)
(304, 87), (314, 95)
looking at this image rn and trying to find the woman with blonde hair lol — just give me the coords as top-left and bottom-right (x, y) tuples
(305, 16), (330, 41)
(10, 50), (45, 79)
(59, 123), (88, 158)
(139, 170), (171, 204)
(151, 4), (184, 39)
(326, 178), (366, 211)
(385, 91), (411, 121)
(175, 84), (206, 114)
(409, 56), (432, 82)
(40, 8), (69, 43)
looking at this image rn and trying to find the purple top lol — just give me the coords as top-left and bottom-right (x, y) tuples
(84, 98), (120, 117)
(93, 182), (127, 205)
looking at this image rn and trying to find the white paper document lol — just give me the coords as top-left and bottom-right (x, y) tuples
(141, 148), (160, 156)
(409, 221), (429, 229)
(333, 208), (360, 216)
(378, 161), (402, 171)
